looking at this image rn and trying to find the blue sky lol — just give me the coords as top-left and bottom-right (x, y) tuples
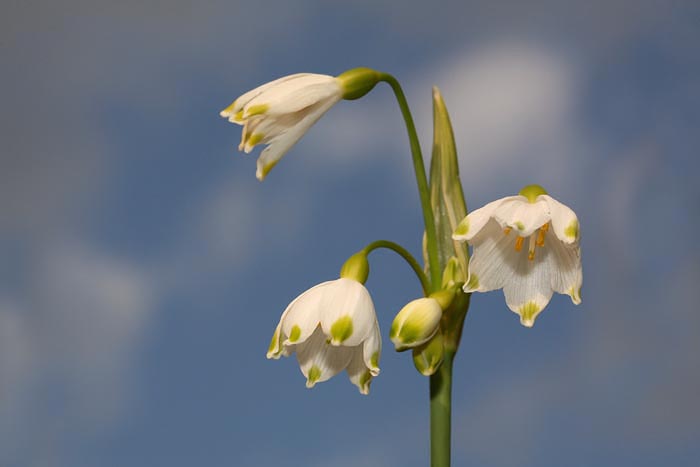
(2, 1), (699, 466)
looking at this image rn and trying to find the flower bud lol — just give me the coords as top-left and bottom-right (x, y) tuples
(390, 297), (442, 351)
(339, 251), (370, 284)
(336, 67), (381, 100)
(412, 332), (445, 376)
(441, 256), (465, 289)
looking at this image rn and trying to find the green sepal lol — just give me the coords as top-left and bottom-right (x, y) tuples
(340, 251), (370, 283)
(337, 67), (381, 100)
(428, 87), (469, 282)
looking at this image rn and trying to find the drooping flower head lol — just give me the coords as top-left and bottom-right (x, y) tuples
(452, 185), (582, 327)
(266, 252), (381, 394)
(221, 68), (380, 181)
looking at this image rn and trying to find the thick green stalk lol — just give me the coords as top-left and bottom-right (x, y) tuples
(363, 240), (430, 296)
(430, 350), (454, 467)
(379, 73), (441, 292)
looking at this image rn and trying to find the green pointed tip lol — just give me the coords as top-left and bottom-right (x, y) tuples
(564, 219), (579, 240)
(306, 365), (322, 388)
(288, 325), (301, 343)
(519, 301), (542, 327)
(330, 315), (353, 344)
(519, 184), (548, 203)
(453, 217), (470, 237)
(267, 328), (280, 355)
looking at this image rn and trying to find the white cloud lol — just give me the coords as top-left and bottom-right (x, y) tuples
(0, 244), (156, 465)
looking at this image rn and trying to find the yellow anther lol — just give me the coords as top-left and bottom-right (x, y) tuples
(514, 236), (524, 252)
(528, 249), (535, 260)
(528, 235), (537, 261)
(536, 229), (546, 247)
(503, 227), (512, 235)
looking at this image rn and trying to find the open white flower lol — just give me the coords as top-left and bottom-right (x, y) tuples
(452, 185), (582, 327)
(266, 278), (381, 394)
(220, 73), (343, 181)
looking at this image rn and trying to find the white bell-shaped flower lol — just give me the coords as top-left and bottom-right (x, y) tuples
(220, 73), (343, 181)
(452, 185), (582, 327)
(267, 278), (381, 394)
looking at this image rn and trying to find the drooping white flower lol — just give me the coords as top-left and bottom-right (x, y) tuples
(452, 185), (582, 327)
(220, 73), (343, 181)
(266, 278), (381, 394)
(220, 68), (381, 181)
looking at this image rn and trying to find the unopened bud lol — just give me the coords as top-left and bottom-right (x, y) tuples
(412, 332), (445, 376)
(390, 297), (442, 351)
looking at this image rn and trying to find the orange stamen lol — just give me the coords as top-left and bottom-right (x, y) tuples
(503, 227), (512, 235)
(514, 236), (524, 252)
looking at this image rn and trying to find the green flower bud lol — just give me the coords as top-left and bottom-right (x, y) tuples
(441, 256), (465, 289)
(336, 67), (381, 100)
(339, 251), (370, 284)
(429, 289), (455, 311)
(390, 297), (442, 351)
(412, 332), (445, 376)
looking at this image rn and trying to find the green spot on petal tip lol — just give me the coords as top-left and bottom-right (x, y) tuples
(330, 315), (353, 344)
(289, 325), (301, 343)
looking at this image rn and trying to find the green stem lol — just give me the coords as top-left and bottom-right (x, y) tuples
(430, 350), (454, 467)
(379, 73), (441, 292)
(363, 240), (430, 296)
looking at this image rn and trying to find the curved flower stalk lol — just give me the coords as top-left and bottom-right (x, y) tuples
(453, 184), (582, 327)
(267, 253), (381, 394)
(220, 68), (380, 181)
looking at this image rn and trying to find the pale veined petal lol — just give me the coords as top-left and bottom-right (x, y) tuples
(281, 281), (332, 346)
(493, 196), (550, 237)
(296, 327), (354, 388)
(464, 219), (523, 293)
(261, 81), (342, 116)
(501, 240), (554, 327)
(255, 97), (338, 180)
(546, 229), (583, 304)
(453, 197), (511, 241)
(221, 73), (315, 118)
(243, 74), (338, 117)
(241, 110), (311, 153)
(346, 348), (374, 395)
(362, 320), (381, 376)
(541, 195), (580, 244)
(319, 278), (375, 347)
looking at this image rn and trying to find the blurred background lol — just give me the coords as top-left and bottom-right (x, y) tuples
(2, 1), (699, 466)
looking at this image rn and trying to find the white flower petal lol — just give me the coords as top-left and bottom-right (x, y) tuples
(266, 319), (285, 359)
(542, 195), (579, 244)
(243, 74), (337, 116)
(281, 281), (332, 346)
(346, 349), (374, 395)
(546, 229), (582, 304)
(319, 278), (375, 347)
(493, 196), (550, 237)
(296, 327), (354, 388)
(464, 219), (523, 293)
(501, 243), (554, 327)
(453, 197), (510, 241)
(255, 98), (337, 180)
(223, 73), (314, 117)
(362, 319), (381, 376)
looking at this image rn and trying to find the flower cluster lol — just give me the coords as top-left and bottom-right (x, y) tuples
(223, 72), (583, 393)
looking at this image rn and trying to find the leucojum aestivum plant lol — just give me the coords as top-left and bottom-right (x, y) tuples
(220, 68), (583, 467)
